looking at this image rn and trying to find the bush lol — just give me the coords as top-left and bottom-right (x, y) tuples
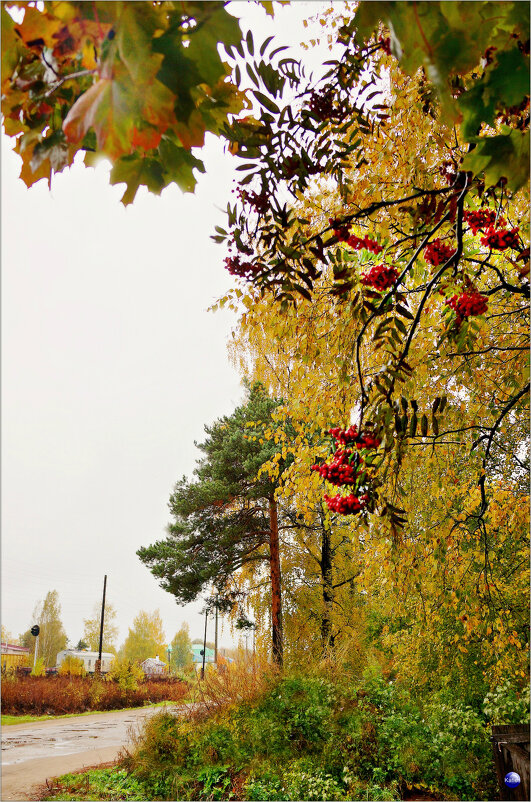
(1, 675), (188, 715)
(58, 655), (86, 677)
(482, 679), (530, 725)
(106, 659), (144, 692)
(119, 665), (502, 801)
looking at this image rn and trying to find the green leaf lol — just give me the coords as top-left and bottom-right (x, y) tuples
(253, 91), (280, 114)
(186, 7), (242, 86)
(158, 138), (205, 193)
(260, 35), (275, 57)
(110, 153), (165, 205)
(116, 3), (162, 85)
(462, 130), (530, 191)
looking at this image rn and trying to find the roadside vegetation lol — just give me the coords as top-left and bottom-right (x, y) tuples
(1, 701), (178, 727)
(1, 672), (188, 716)
(40, 658), (529, 802)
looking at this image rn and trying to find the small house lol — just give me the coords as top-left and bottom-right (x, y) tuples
(1, 642), (30, 672)
(140, 655), (167, 676)
(56, 649), (115, 673)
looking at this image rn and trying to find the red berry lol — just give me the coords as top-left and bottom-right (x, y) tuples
(447, 291), (488, 318)
(424, 239), (456, 267)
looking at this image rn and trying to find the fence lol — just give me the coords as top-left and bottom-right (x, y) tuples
(491, 724), (530, 801)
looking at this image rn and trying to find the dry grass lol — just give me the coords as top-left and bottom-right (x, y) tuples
(185, 656), (279, 721)
(1, 675), (188, 715)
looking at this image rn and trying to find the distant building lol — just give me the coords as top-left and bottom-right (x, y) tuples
(140, 655), (167, 676)
(191, 643), (215, 665)
(1, 642), (30, 672)
(56, 649), (115, 673)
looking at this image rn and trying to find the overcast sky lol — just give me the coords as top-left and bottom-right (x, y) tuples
(1, 2), (336, 653)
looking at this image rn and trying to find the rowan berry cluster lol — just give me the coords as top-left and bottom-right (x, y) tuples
(225, 255), (259, 279)
(447, 291), (489, 318)
(237, 188), (269, 214)
(312, 449), (359, 485)
(480, 226), (520, 251)
(308, 88), (336, 120)
(463, 209), (503, 234)
(327, 425), (380, 449)
(312, 426), (379, 515)
(324, 493), (369, 514)
(424, 239), (456, 267)
(330, 219), (383, 254)
(360, 263), (399, 291)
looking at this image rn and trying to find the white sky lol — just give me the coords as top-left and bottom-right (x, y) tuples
(1, 1), (338, 653)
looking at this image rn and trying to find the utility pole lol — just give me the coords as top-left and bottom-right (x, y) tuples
(96, 574), (107, 674)
(201, 609), (208, 680)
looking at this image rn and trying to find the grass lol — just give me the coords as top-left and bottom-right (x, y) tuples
(1, 700), (182, 726)
(40, 767), (150, 801)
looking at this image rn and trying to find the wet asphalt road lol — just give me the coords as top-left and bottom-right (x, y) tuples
(1, 705), (180, 800)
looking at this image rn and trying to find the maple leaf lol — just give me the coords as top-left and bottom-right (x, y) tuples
(63, 72), (136, 160)
(109, 153), (165, 206)
(14, 6), (63, 49)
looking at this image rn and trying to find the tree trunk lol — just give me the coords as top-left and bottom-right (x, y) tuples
(269, 497), (283, 667)
(321, 517), (335, 654)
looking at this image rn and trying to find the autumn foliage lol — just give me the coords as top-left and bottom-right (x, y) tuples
(1, 675), (188, 715)
(1, 1), (529, 766)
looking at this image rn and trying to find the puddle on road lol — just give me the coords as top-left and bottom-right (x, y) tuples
(1, 708), (165, 766)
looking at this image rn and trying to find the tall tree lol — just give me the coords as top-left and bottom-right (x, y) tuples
(120, 609), (166, 665)
(82, 601), (119, 654)
(170, 623), (194, 674)
(138, 382), (287, 665)
(21, 590), (68, 666)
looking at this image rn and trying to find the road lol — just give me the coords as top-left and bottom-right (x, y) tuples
(1, 705), (179, 801)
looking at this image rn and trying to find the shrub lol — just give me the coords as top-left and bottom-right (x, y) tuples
(120, 667), (500, 801)
(2, 675), (188, 715)
(30, 658), (45, 677)
(106, 659), (144, 692)
(58, 655), (86, 677)
(482, 679), (530, 725)
(280, 761), (345, 801)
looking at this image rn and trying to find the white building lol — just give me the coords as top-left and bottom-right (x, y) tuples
(56, 649), (115, 673)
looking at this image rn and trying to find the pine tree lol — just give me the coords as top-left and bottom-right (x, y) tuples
(138, 382), (287, 665)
